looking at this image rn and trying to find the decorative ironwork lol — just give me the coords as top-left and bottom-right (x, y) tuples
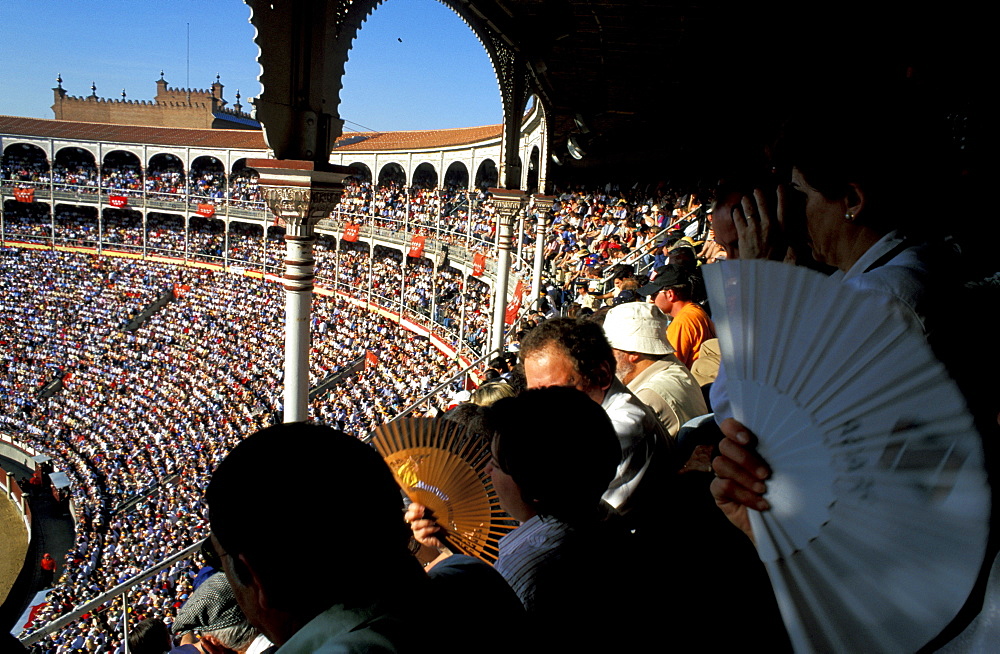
(260, 186), (345, 233)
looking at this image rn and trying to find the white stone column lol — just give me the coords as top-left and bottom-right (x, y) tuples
(489, 188), (526, 354)
(253, 159), (351, 423)
(531, 195), (554, 304)
(281, 230), (314, 423)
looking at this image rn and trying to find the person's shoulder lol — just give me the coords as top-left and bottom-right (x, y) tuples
(646, 356), (699, 383)
(846, 265), (926, 326)
(683, 301), (710, 318)
(279, 603), (422, 654)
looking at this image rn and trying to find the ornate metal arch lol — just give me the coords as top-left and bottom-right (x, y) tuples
(247, 0), (540, 189)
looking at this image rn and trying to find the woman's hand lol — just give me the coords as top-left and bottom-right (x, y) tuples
(710, 418), (772, 542)
(405, 502), (447, 549)
(733, 187), (789, 261)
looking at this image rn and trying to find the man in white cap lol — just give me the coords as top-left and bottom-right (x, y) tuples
(602, 302), (708, 437)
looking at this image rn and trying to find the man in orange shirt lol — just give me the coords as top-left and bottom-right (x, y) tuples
(638, 265), (715, 368)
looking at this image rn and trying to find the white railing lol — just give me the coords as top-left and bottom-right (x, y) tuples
(18, 539), (205, 646)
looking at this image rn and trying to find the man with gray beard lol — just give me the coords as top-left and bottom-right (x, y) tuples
(601, 302), (708, 438)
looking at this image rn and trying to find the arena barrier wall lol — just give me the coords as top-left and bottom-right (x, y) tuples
(0, 462), (31, 543)
(0, 434), (80, 542)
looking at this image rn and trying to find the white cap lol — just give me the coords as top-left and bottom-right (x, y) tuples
(602, 302), (673, 355)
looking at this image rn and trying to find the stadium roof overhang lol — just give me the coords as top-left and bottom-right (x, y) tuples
(247, 0), (986, 189)
(457, 0), (987, 185)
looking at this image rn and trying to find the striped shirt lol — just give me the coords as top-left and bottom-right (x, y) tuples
(494, 515), (574, 611)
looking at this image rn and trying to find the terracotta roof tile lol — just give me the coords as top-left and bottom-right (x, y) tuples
(331, 123), (502, 150)
(0, 115), (502, 152)
(0, 115), (267, 149)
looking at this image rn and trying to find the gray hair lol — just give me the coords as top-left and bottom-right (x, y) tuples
(205, 620), (258, 651)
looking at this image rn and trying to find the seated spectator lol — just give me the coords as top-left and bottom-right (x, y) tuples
(602, 302), (708, 437)
(172, 571), (268, 653)
(638, 264), (716, 368)
(469, 380), (515, 406)
(128, 618), (197, 653)
(571, 281), (597, 310)
(593, 265), (636, 305)
(667, 242), (707, 303)
(690, 337), (721, 388)
(518, 317), (672, 522)
(206, 422), (426, 652)
(487, 356), (511, 379)
(408, 387), (639, 649)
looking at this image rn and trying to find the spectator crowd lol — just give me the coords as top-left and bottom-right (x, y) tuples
(1, 247), (463, 652)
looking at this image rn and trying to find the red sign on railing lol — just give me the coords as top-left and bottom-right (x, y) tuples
(408, 235), (426, 258)
(109, 195), (128, 208)
(13, 188), (34, 203)
(196, 204), (215, 217)
(343, 223), (360, 242)
(472, 252), (486, 277)
(505, 279), (526, 325)
(365, 350), (379, 368)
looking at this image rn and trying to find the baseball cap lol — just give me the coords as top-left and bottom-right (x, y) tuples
(636, 264), (688, 296)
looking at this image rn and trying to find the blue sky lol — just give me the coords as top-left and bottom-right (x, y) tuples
(0, 0), (502, 131)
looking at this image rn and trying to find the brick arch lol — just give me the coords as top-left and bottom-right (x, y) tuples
(231, 158), (256, 175)
(444, 161), (470, 189)
(54, 145), (98, 167)
(103, 150), (142, 170)
(474, 158), (497, 189)
(377, 162), (406, 186)
(411, 162), (438, 189)
(191, 155), (224, 175)
(147, 152), (185, 173)
(347, 162), (372, 183)
(2, 142), (50, 178)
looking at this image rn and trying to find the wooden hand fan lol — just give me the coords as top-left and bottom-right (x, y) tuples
(370, 417), (513, 565)
(704, 259), (990, 653)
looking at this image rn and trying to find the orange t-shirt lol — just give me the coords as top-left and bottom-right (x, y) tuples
(667, 302), (716, 368)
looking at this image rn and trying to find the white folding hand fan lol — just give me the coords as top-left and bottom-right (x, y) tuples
(704, 259), (990, 653)
(370, 417), (514, 565)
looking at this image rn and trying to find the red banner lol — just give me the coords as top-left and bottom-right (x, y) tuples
(472, 252), (486, 277)
(343, 223), (360, 242)
(109, 195), (128, 208)
(13, 188), (34, 203)
(365, 351), (379, 368)
(196, 204), (215, 217)
(408, 235), (426, 258)
(173, 283), (191, 299)
(505, 279), (526, 325)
